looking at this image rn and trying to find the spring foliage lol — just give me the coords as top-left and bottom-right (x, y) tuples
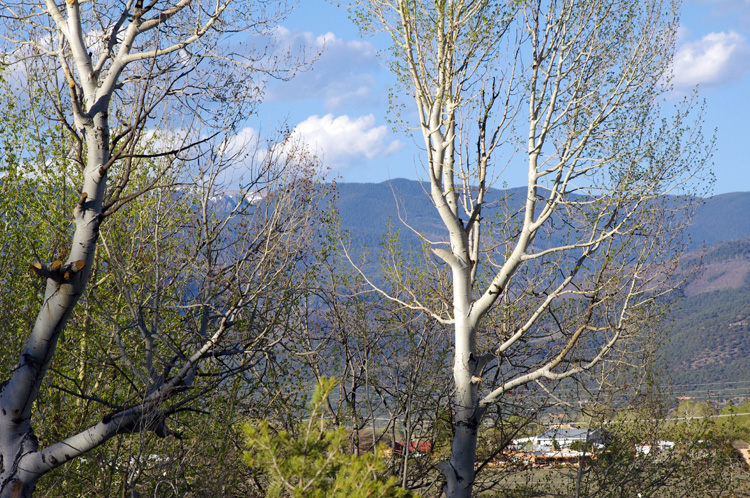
(242, 378), (418, 498)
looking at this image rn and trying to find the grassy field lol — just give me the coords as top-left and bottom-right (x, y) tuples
(472, 465), (750, 498)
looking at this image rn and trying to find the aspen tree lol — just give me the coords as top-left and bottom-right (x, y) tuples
(348, 0), (712, 496)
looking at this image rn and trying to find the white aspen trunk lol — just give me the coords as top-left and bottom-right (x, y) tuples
(0, 427), (38, 498)
(439, 263), (481, 498)
(0, 105), (109, 498)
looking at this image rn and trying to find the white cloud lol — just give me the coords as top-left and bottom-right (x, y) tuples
(268, 27), (384, 110)
(156, 116), (401, 185)
(290, 114), (403, 169)
(210, 115), (402, 178)
(673, 30), (750, 88)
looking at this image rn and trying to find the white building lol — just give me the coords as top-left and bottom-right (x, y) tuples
(512, 428), (605, 453)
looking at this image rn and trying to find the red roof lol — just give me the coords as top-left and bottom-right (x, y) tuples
(393, 441), (433, 454)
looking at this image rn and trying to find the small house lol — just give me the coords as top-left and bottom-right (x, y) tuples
(513, 428), (606, 454)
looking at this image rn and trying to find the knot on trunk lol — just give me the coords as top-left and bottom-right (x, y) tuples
(30, 260), (86, 283)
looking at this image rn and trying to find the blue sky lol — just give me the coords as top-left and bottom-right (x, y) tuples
(253, 0), (750, 195)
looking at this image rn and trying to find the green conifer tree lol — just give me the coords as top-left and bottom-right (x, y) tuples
(242, 378), (419, 498)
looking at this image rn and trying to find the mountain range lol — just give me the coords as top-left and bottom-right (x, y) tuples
(334, 179), (750, 403)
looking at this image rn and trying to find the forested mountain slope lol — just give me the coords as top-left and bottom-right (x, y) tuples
(664, 239), (750, 396)
(665, 283), (750, 393)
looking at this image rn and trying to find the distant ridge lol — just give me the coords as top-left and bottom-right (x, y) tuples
(337, 179), (750, 257)
(688, 191), (750, 248)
